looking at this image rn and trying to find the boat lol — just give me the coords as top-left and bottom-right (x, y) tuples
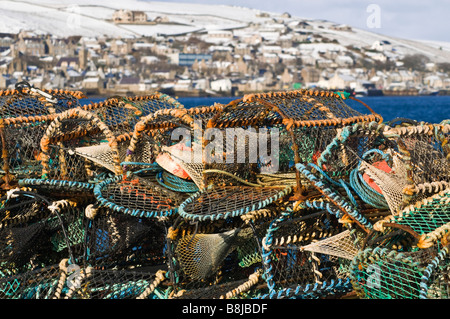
(419, 88), (440, 96)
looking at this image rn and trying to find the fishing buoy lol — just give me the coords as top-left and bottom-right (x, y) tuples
(362, 160), (392, 194)
(156, 142), (192, 179)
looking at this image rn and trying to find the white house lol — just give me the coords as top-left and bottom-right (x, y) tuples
(82, 76), (102, 90)
(371, 40), (392, 52)
(210, 78), (232, 92)
(140, 56), (160, 64)
(261, 53), (279, 64)
(365, 51), (387, 62)
(204, 30), (234, 44)
(279, 53), (296, 65)
(174, 79), (193, 92)
(424, 74), (443, 89)
(112, 10), (148, 23)
(336, 55), (354, 67)
(328, 72), (357, 89)
(260, 45), (282, 54)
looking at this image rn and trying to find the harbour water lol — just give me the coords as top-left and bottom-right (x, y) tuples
(80, 95), (450, 124)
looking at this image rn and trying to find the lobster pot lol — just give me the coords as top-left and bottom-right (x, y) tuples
(39, 108), (123, 182)
(260, 209), (355, 299)
(126, 127), (174, 170)
(39, 93), (185, 183)
(169, 185), (291, 293)
(204, 99), (295, 186)
(70, 94), (186, 177)
(123, 104), (226, 189)
(310, 122), (410, 218)
(0, 88), (82, 118)
(0, 88), (84, 189)
(82, 206), (168, 270)
(203, 98), (288, 179)
(18, 178), (96, 200)
(315, 122), (396, 184)
(0, 263), (64, 299)
(2, 119), (49, 182)
(350, 246), (450, 299)
(384, 123), (450, 186)
(0, 196), (52, 271)
(0, 192), (88, 273)
(99, 95), (189, 174)
(82, 93), (185, 137)
(206, 90), (382, 198)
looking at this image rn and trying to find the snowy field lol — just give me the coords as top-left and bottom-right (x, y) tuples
(0, 0), (265, 37)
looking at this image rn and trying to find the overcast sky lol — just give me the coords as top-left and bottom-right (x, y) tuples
(153, 0), (449, 42)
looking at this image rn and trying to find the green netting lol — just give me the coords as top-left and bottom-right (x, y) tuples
(389, 190), (450, 233)
(374, 189), (450, 248)
(350, 246), (450, 299)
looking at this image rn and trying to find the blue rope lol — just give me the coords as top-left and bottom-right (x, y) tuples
(156, 171), (198, 193)
(312, 146), (391, 210)
(348, 149), (391, 209)
(296, 163), (373, 230)
(178, 185), (293, 222)
(256, 278), (353, 299)
(93, 175), (177, 218)
(303, 199), (343, 219)
(420, 246), (449, 299)
(307, 163), (359, 208)
(19, 178), (94, 192)
(260, 209), (293, 295)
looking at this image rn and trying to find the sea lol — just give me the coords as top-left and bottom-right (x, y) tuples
(80, 95), (450, 124)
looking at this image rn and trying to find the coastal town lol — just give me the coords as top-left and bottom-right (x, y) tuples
(0, 7), (449, 97)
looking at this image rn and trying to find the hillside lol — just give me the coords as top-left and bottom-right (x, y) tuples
(1, 0), (449, 63)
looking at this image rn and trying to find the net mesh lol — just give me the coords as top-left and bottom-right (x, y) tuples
(0, 86), (448, 299)
(94, 174), (184, 219)
(300, 229), (360, 260)
(350, 245), (450, 299)
(174, 228), (243, 281)
(260, 208), (357, 298)
(373, 188), (450, 249)
(61, 267), (167, 299)
(178, 185), (292, 222)
(82, 206), (168, 270)
(0, 263), (63, 299)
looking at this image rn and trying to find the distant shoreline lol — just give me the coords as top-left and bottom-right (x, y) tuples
(82, 92), (450, 99)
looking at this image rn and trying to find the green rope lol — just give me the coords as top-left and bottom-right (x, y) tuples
(333, 91), (351, 99)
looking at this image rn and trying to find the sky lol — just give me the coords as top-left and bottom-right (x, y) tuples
(152, 0), (449, 42)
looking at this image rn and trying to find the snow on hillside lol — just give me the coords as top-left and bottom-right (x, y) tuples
(0, 0), (261, 37)
(299, 21), (450, 63)
(0, 0), (449, 62)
